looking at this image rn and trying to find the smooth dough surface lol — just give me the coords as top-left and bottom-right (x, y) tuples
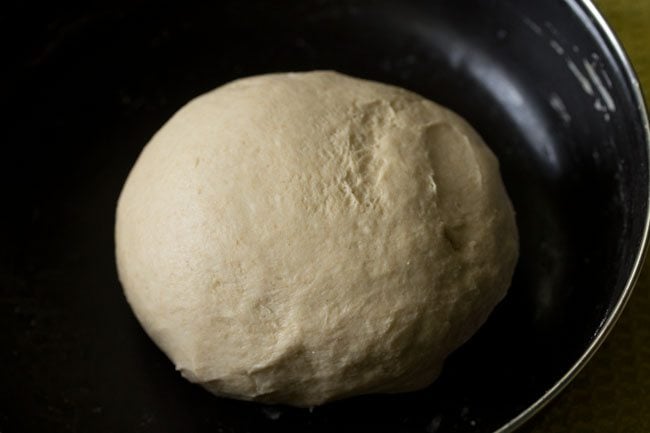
(115, 71), (519, 407)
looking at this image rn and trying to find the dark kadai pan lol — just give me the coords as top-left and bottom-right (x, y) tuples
(1, 1), (648, 432)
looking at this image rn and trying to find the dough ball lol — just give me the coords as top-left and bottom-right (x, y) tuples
(115, 71), (518, 407)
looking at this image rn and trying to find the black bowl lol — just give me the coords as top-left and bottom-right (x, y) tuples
(1, 1), (649, 432)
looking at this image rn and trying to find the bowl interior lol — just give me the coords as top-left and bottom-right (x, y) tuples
(1, 1), (648, 432)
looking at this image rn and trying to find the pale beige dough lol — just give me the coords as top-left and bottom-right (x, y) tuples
(115, 71), (518, 407)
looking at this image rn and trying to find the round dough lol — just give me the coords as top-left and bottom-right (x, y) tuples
(115, 71), (518, 407)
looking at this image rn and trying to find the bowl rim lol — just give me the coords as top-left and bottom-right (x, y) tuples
(495, 1), (650, 432)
